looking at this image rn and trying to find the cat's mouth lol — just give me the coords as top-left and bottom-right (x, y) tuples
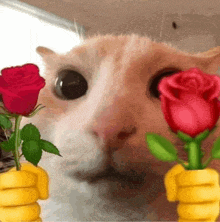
(69, 165), (147, 188)
(68, 143), (188, 188)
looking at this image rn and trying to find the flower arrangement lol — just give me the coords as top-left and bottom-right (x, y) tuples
(145, 67), (220, 221)
(0, 63), (62, 222)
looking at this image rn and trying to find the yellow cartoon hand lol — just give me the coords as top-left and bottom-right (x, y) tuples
(165, 163), (220, 222)
(164, 162), (187, 202)
(0, 162), (49, 222)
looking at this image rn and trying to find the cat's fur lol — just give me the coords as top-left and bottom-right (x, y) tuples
(2, 34), (220, 221)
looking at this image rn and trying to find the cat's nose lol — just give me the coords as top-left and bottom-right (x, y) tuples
(92, 120), (136, 151)
(93, 126), (136, 141)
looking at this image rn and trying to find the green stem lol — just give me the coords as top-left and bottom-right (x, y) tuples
(187, 141), (203, 170)
(13, 115), (22, 171)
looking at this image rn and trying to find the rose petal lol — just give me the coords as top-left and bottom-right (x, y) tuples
(166, 73), (188, 90)
(207, 75), (220, 100)
(0, 77), (24, 99)
(158, 77), (181, 102)
(159, 67), (220, 137)
(0, 64), (45, 115)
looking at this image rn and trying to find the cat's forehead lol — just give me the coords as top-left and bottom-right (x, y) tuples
(70, 35), (155, 57)
(45, 34), (195, 82)
(66, 34), (185, 63)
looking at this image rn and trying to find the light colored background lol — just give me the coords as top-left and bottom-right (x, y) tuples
(19, 0), (220, 53)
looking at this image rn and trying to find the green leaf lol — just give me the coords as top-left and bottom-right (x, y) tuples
(20, 123), (41, 142)
(145, 133), (177, 162)
(176, 130), (193, 142)
(211, 137), (220, 159)
(195, 129), (210, 142)
(0, 114), (12, 129)
(39, 139), (62, 157)
(0, 131), (22, 152)
(0, 140), (13, 151)
(22, 140), (42, 166)
(3, 115), (14, 120)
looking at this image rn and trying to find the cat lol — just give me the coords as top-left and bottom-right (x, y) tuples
(2, 34), (220, 221)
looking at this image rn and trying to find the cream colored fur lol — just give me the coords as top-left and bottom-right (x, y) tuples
(14, 34), (220, 221)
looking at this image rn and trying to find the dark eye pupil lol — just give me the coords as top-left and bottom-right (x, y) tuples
(55, 70), (88, 100)
(149, 68), (181, 98)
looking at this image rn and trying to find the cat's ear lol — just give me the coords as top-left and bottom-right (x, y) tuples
(198, 46), (220, 57)
(36, 46), (55, 57)
(195, 46), (220, 74)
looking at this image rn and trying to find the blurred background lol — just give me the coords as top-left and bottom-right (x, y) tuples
(0, 0), (220, 76)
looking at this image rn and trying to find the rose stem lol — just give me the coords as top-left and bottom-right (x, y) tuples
(13, 115), (22, 171)
(187, 141), (203, 170)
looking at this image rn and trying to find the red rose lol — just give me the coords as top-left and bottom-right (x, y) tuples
(0, 64), (45, 116)
(158, 67), (220, 137)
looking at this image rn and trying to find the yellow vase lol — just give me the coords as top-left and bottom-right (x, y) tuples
(164, 163), (220, 222)
(0, 162), (49, 222)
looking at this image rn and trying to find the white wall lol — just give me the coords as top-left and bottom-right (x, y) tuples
(18, 0), (220, 54)
(0, 1), (84, 77)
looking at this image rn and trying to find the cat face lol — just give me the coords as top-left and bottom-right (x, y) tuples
(19, 34), (220, 221)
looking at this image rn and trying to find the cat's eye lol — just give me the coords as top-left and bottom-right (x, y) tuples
(149, 68), (181, 99)
(54, 69), (88, 100)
